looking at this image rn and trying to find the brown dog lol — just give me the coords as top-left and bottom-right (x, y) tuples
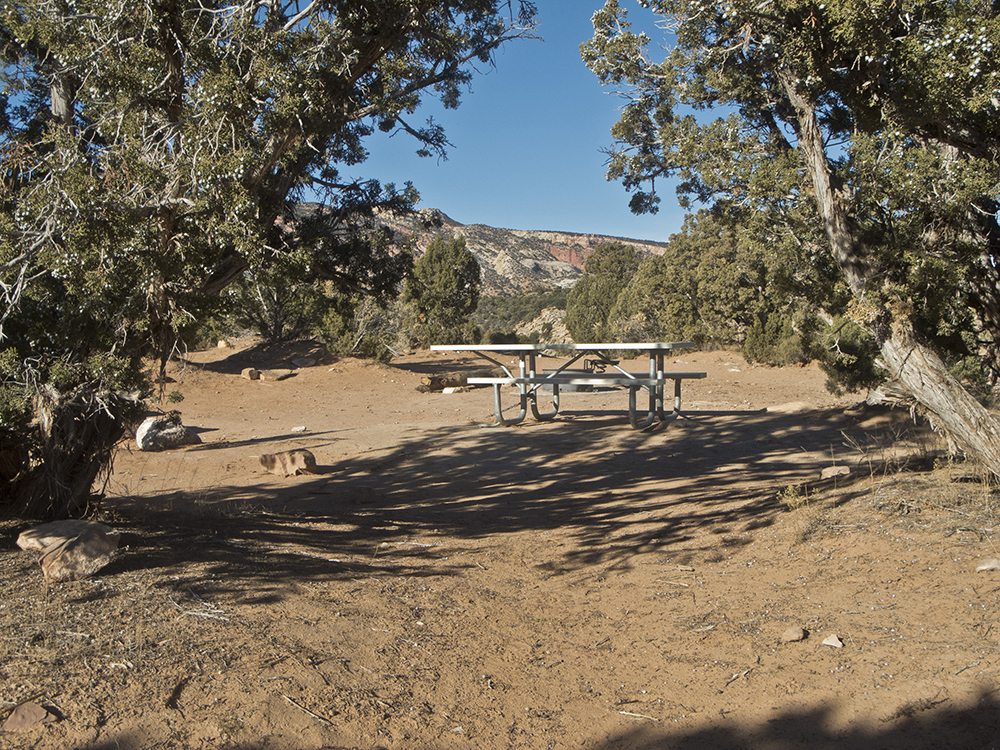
(259, 449), (319, 477)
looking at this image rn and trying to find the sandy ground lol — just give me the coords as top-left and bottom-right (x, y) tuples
(3, 340), (1000, 750)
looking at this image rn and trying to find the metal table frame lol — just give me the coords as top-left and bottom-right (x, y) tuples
(430, 342), (703, 429)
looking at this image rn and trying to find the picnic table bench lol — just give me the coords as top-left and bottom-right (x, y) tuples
(430, 342), (706, 429)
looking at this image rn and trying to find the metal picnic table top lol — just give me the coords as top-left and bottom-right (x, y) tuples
(430, 342), (704, 429)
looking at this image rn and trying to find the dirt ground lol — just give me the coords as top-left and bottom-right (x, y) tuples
(3, 340), (1000, 750)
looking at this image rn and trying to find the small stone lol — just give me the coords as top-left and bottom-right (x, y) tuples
(821, 465), (851, 479)
(976, 558), (1000, 572)
(258, 369), (295, 381)
(442, 386), (467, 394)
(217, 340), (229, 348)
(290, 425), (307, 433)
(292, 357), (316, 368)
(3, 701), (57, 731)
(780, 626), (807, 643)
(822, 634), (844, 648)
(241, 367), (260, 380)
(766, 401), (814, 414)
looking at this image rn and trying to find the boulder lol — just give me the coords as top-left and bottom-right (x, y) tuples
(259, 449), (319, 477)
(136, 415), (202, 451)
(33, 525), (120, 582)
(17, 519), (115, 552)
(241, 367), (260, 380)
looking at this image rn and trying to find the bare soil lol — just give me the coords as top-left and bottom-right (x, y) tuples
(3, 341), (1000, 750)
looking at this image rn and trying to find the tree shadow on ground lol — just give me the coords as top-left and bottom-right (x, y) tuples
(100, 403), (932, 604)
(591, 689), (1000, 749)
(76, 689), (1000, 749)
(178, 338), (334, 376)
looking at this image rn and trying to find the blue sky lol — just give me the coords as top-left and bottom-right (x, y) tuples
(358, 1), (687, 244)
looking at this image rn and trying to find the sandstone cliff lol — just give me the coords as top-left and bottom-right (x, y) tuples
(378, 209), (668, 296)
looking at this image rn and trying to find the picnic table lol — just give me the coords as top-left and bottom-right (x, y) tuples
(430, 342), (706, 429)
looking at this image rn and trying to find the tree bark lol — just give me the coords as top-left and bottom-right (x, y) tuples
(880, 323), (1000, 470)
(780, 69), (1000, 475)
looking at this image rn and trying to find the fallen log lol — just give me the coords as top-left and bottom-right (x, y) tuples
(420, 367), (505, 391)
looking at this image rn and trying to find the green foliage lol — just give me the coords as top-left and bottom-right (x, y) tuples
(583, 0), (1000, 400)
(743, 313), (808, 368)
(473, 288), (568, 342)
(805, 317), (885, 396)
(565, 241), (642, 341)
(317, 296), (408, 364)
(227, 267), (329, 344)
(0, 0), (537, 517)
(403, 233), (481, 346)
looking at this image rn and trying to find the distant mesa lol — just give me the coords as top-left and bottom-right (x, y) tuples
(376, 207), (669, 296)
(290, 203), (668, 296)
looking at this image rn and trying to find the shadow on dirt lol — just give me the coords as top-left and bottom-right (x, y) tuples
(179, 338), (334, 376)
(100, 403), (933, 603)
(75, 689), (1000, 749)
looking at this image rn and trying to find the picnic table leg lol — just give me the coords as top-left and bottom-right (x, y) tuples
(654, 353), (666, 417)
(488, 383), (527, 426)
(530, 383), (560, 421)
(627, 385), (657, 429)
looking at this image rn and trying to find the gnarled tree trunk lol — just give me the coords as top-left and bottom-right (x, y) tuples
(781, 70), (1000, 475)
(880, 324), (1000, 471)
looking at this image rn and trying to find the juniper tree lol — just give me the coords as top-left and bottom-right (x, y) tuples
(584, 0), (1000, 473)
(0, 0), (537, 516)
(403, 232), (481, 345)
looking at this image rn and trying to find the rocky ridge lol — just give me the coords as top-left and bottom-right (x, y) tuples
(377, 208), (669, 296)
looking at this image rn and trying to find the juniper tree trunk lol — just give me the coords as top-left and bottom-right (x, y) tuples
(782, 70), (1000, 476)
(880, 324), (1000, 472)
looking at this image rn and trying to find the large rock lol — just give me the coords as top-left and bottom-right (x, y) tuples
(17, 519), (115, 552)
(18, 519), (120, 582)
(38, 527), (119, 582)
(135, 414), (202, 451)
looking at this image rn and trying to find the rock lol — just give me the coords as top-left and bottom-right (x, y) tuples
(3, 701), (57, 731)
(38, 526), (120, 582)
(217, 340), (229, 348)
(290, 425), (307, 433)
(442, 386), (467, 394)
(822, 634), (844, 648)
(821, 465), (851, 480)
(291, 357), (316, 368)
(258, 369), (295, 381)
(17, 519), (115, 552)
(259, 449), (319, 477)
(766, 401), (815, 414)
(241, 367), (260, 380)
(780, 626), (807, 643)
(135, 415), (202, 451)
(976, 558), (1000, 572)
